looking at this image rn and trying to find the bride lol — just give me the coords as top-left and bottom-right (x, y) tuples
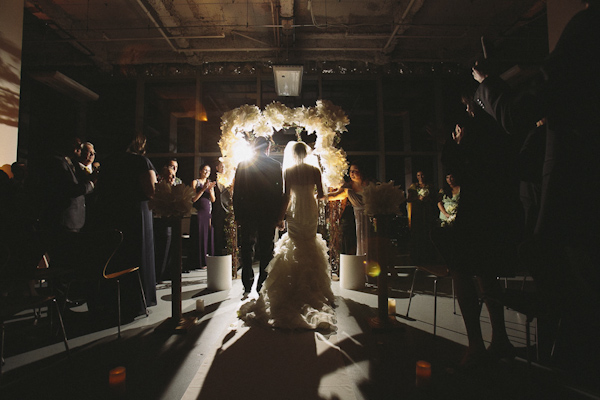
(238, 141), (336, 331)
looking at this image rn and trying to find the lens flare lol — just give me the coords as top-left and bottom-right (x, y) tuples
(366, 261), (381, 277)
(232, 140), (255, 163)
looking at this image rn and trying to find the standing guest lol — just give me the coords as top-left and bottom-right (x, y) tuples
(78, 142), (98, 175)
(472, 0), (600, 370)
(76, 142), (99, 229)
(212, 160), (231, 256)
(167, 158), (182, 185)
(192, 163), (216, 269)
(233, 137), (284, 296)
(93, 133), (158, 316)
(154, 164), (177, 283)
(158, 165), (176, 185)
(328, 161), (371, 256)
(407, 170), (435, 263)
(432, 93), (523, 369)
(338, 196), (357, 255)
(40, 137), (94, 236)
(37, 137), (94, 300)
(437, 173), (460, 227)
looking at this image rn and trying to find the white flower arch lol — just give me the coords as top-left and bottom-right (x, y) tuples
(217, 100), (349, 188)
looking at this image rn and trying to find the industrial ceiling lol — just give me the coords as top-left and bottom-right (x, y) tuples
(22, 0), (549, 74)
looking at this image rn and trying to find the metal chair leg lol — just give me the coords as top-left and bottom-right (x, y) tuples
(405, 268), (418, 318)
(526, 315), (532, 370)
(117, 279), (121, 339)
(51, 299), (70, 356)
(136, 270), (149, 316)
(1, 322), (5, 376)
(452, 278), (456, 314)
(433, 278), (438, 336)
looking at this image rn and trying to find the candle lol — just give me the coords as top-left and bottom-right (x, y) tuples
(415, 360), (431, 387)
(196, 299), (205, 313)
(109, 366), (126, 394)
(387, 298), (396, 316)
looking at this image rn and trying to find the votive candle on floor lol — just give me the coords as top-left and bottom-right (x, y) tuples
(387, 298), (396, 316)
(196, 299), (205, 313)
(109, 366), (126, 394)
(415, 360), (431, 387)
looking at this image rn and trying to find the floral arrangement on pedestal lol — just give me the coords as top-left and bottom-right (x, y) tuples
(362, 181), (406, 217)
(149, 180), (195, 218)
(217, 99), (349, 188)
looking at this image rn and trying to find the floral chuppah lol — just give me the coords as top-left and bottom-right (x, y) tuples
(216, 100), (351, 275)
(217, 100), (349, 189)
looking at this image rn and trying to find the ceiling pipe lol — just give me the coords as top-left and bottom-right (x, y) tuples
(136, 0), (179, 52)
(270, 0), (280, 48)
(280, 0), (295, 37)
(383, 0), (420, 52)
(31, 34), (226, 43)
(178, 47), (395, 53)
(231, 31), (271, 46)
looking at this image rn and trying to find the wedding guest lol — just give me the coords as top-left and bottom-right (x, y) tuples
(78, 142), (98, 175)
(233, 137), (284, 295)
(339, 196), (357, 255)
(154, 165), (177, 283)
(212, 160), (231, 256)
(93, 133), (158, 316)
(167, 158), (182, 185)
(472, 0), (600, 370)
(328, 161), (371, 256)
(192, 163), (216, 269)
(437, 173), (460, 227)
(407, 170), (435, 263)
(40, 136), (94, 235)
(432, 93), (523, 368)
(158, 165), (176, 186)
(76, 142), (99, 229)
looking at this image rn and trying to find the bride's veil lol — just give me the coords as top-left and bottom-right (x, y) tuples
(282, 140), (323, 189)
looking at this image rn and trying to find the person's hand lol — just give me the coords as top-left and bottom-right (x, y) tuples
(277, 219), (286, 231)
(452, 124), (464, 144)
(204, 181), (216, 190)
(472, 66), (487, 83)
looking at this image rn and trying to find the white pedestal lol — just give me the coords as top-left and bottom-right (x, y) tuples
(206, 255), (232, 291)
(340, 254), (366, 290)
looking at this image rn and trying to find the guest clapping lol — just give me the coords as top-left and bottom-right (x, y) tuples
(192, 163), (216, 269)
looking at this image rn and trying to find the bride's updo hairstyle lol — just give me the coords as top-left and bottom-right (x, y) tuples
(293, 141), (308, 164)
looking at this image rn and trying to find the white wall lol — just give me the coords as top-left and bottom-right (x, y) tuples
(0, 0), (24, 176)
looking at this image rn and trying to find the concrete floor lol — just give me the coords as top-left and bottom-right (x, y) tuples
(1, 266), (598, 400)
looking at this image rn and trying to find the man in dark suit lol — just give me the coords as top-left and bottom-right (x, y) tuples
(233, 137), (284, 295)
(41, 137), (95, 234)
(472, 0), (600, 370)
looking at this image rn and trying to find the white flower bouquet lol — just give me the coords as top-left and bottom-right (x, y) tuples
(149, 180), (195, 218)
(363, 181), (406, 216)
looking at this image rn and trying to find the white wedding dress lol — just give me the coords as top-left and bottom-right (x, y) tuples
(238, 162), (336, 331)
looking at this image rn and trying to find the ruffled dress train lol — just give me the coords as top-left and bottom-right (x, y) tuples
(238, 183), (336, 332)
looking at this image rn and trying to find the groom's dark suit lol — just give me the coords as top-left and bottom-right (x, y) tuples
(233, 151), (283, 293)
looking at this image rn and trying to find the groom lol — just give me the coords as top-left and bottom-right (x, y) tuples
(233, 137), (284, 295)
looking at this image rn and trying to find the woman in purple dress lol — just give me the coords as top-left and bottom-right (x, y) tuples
(192, 163), (216, 269)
